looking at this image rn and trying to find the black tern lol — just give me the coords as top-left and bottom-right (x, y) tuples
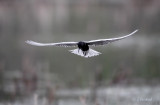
(26, 30), (138, 58)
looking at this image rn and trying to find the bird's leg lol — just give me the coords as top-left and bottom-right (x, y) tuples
(83, 51), (85, 55)
(83, 51), (87, 56)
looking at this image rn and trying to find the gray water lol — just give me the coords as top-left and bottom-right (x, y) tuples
(1, 86), (160, 105)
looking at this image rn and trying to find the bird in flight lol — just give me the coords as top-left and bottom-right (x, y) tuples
(26, 29), (138, 58)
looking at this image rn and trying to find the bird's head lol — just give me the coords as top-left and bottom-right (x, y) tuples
(78, 41), (87, 49)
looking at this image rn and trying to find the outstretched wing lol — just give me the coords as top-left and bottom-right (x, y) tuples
(26, 40), (78, 47)
(86, 30), (138, 46)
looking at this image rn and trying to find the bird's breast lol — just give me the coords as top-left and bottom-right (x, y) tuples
(78, 41), (89, 51)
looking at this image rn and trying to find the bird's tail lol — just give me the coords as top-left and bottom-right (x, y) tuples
(69, 48), (101, 58)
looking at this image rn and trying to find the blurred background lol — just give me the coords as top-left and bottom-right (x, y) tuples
(0, 0), (160, 105)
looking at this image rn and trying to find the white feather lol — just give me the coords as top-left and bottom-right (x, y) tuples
(25, 40), (77, 47)
(69, 48), (101, 58)
(86, 29), (138, 46)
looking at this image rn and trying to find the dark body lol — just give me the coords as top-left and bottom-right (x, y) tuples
(77, 41), (89, 56)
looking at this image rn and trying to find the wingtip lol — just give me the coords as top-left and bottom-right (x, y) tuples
(129, 29), (139, 35)
(133, 29), (138, 33)
(25, 40), (31, 44)
(135, 29), (139, 32)
(25, 40), (28, 43)
(25, 40), (36, 45)
(25, 40), (29, 44)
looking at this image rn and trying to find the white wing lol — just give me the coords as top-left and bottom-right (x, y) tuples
(26, 40), (78, 47)
(86, 29), (138, 46)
